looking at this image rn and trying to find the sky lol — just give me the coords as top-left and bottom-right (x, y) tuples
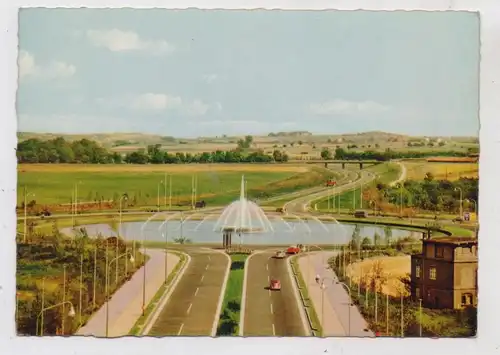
(17, 9), (480, 138)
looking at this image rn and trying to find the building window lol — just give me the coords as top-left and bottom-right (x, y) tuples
(462, 293), (473, 306)
(429, 267), (437, 280)
(415, 287), (420, 299)
(435, 246), (444, 258)
(416, 265), (421, 278)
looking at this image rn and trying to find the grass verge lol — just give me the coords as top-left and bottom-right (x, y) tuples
(290, 255), (323, 337)
(128, 251), (187, 335)
(216, 253), (248, 336)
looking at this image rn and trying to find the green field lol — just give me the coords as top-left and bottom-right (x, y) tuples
(18, 170), (297, 207)
(317, 163), (401, 211)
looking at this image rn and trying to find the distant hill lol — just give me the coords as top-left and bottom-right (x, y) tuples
(17, 131), (478, 152)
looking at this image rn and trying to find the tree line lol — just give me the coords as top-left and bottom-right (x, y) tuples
(321, 147), (474, 161)
(17, 137), (290, 164)
(365, 175), (479, 214)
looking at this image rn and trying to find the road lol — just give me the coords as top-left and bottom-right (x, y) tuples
(147, 248), (229, 336)
(242, 251), (306, 336)
(299, 251), (374, 337)
(76, 249), (180, 337)
(284, 170), (375, 214)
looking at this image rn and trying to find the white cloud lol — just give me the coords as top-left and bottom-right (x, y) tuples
(308, 99), (391, 116)
(98, 93), (213, 116)
(203, 74), (218, 84)
(86, 29), (174, 55)
(18, 50), (76, 80)
(130, 93), (182, 110)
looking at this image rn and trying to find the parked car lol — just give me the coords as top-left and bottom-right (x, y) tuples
(269, 279), (281, 291)
(354, 210), (368, 218)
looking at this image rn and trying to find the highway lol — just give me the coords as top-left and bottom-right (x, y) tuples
(284, 170), (375, 213)
(147, 248), (229, 336)
(242, 251), (306, 336)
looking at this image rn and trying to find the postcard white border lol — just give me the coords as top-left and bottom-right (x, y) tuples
(1, 1), (499, 354)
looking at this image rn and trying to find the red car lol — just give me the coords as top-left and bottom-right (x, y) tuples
(286, 246), (300, 255)
(270, 279), (281, 291)
(326, 179), (337, 187)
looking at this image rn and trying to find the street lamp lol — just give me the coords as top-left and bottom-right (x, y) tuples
(455, 187), (463, 219)
(396, 183), (404, 217)
(105, 252), (135, 337)
(36, 301), (76, 336)
(319, 276), (352, 337)
(465, 198), (478, 236)
(73, 181), (83, 227)
(118, 194), (129, 281)
(158, 221), (169, 285)
(23, 187), (35, 243)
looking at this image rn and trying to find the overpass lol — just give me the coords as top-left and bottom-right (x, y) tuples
(297, 159), (383, 170)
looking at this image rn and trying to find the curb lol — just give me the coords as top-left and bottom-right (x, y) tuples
(286, 255), (311, 336)
(210, 248), (232, 337)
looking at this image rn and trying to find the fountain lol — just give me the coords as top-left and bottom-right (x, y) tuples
(213, 175), (274, 235)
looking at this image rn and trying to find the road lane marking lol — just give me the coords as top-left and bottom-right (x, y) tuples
(206, 264), (209, 270)
(269, 289), (271, 297)
(195, 287), (199, 296)
(187, 303), (192, 314)
(178, 323), (184, 335)
(272, 323), (276, 336)
(270, 303), (273, 314)
(266, 264), (268, 271)
(268, 275), (270, 282)
(201, 275), (205, 282)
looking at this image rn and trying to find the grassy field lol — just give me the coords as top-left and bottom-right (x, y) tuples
(17, 164), (312, 207)
(403, 161), (478, 181)
(216, 253), (248, 336)
(316, 162), (401, 211)
(346, 255), (410, 297)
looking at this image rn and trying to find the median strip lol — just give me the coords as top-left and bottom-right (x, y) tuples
(216, 252), (250, 336)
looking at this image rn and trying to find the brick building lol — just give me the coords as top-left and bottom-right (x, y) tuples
(410, 235), (478, 309)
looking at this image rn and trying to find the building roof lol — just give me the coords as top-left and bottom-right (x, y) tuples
(426, 236), (477, 246)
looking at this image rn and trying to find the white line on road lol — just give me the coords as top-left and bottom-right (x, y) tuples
(272, 323), (276, 336)
(187, 303), (192, 314)
(195, 287), (199, 296)
(268, 289), (271, 297)
(268, 275), (270, 282)
(270, 303), (273, 314)
(208, 255), (211, 261)
(201, 275), (205, 282)
(178, 323), (184, 336)
(205, 264), (209, 270)
(266, 264), (268, 271)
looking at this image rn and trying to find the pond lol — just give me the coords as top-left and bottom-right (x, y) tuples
(61, 220), (420, 246)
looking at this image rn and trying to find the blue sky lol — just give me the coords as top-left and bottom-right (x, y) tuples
(17, 9), (479, 138)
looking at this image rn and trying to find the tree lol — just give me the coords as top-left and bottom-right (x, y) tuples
(320, 148), (332, 160)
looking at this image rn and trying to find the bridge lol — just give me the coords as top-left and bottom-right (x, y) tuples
(298, 159), (383, 169)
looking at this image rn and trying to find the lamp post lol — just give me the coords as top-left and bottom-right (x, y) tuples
(169, 174), (173, 210)
(105, 252), (135, 337)
(74, 181), (83, 225)
(320, 276), (352, 336)
(36, 301), (76, 336)
(79, 254), (83, 326)
(62, 265), (66, 335)
(465, 198), (478, 235)
(93, 245), (97, 309)
(164, 172), (168, 208)
(455, 187), (463, 219)
(397, 183), (404, 217)
(23, 187), (35, 243)
(360, 181), (364, 209)
(118, 194), (128, 281)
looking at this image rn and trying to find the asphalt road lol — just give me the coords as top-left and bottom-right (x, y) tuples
(243, 251), (305, 336)
(147, 248), (229, 336)
(284, 170), (374, 214)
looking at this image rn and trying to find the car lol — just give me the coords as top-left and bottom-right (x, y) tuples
(286, 245), (300, 254)
(274, 251), (286, 259)
(269, 279), (281, 291)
